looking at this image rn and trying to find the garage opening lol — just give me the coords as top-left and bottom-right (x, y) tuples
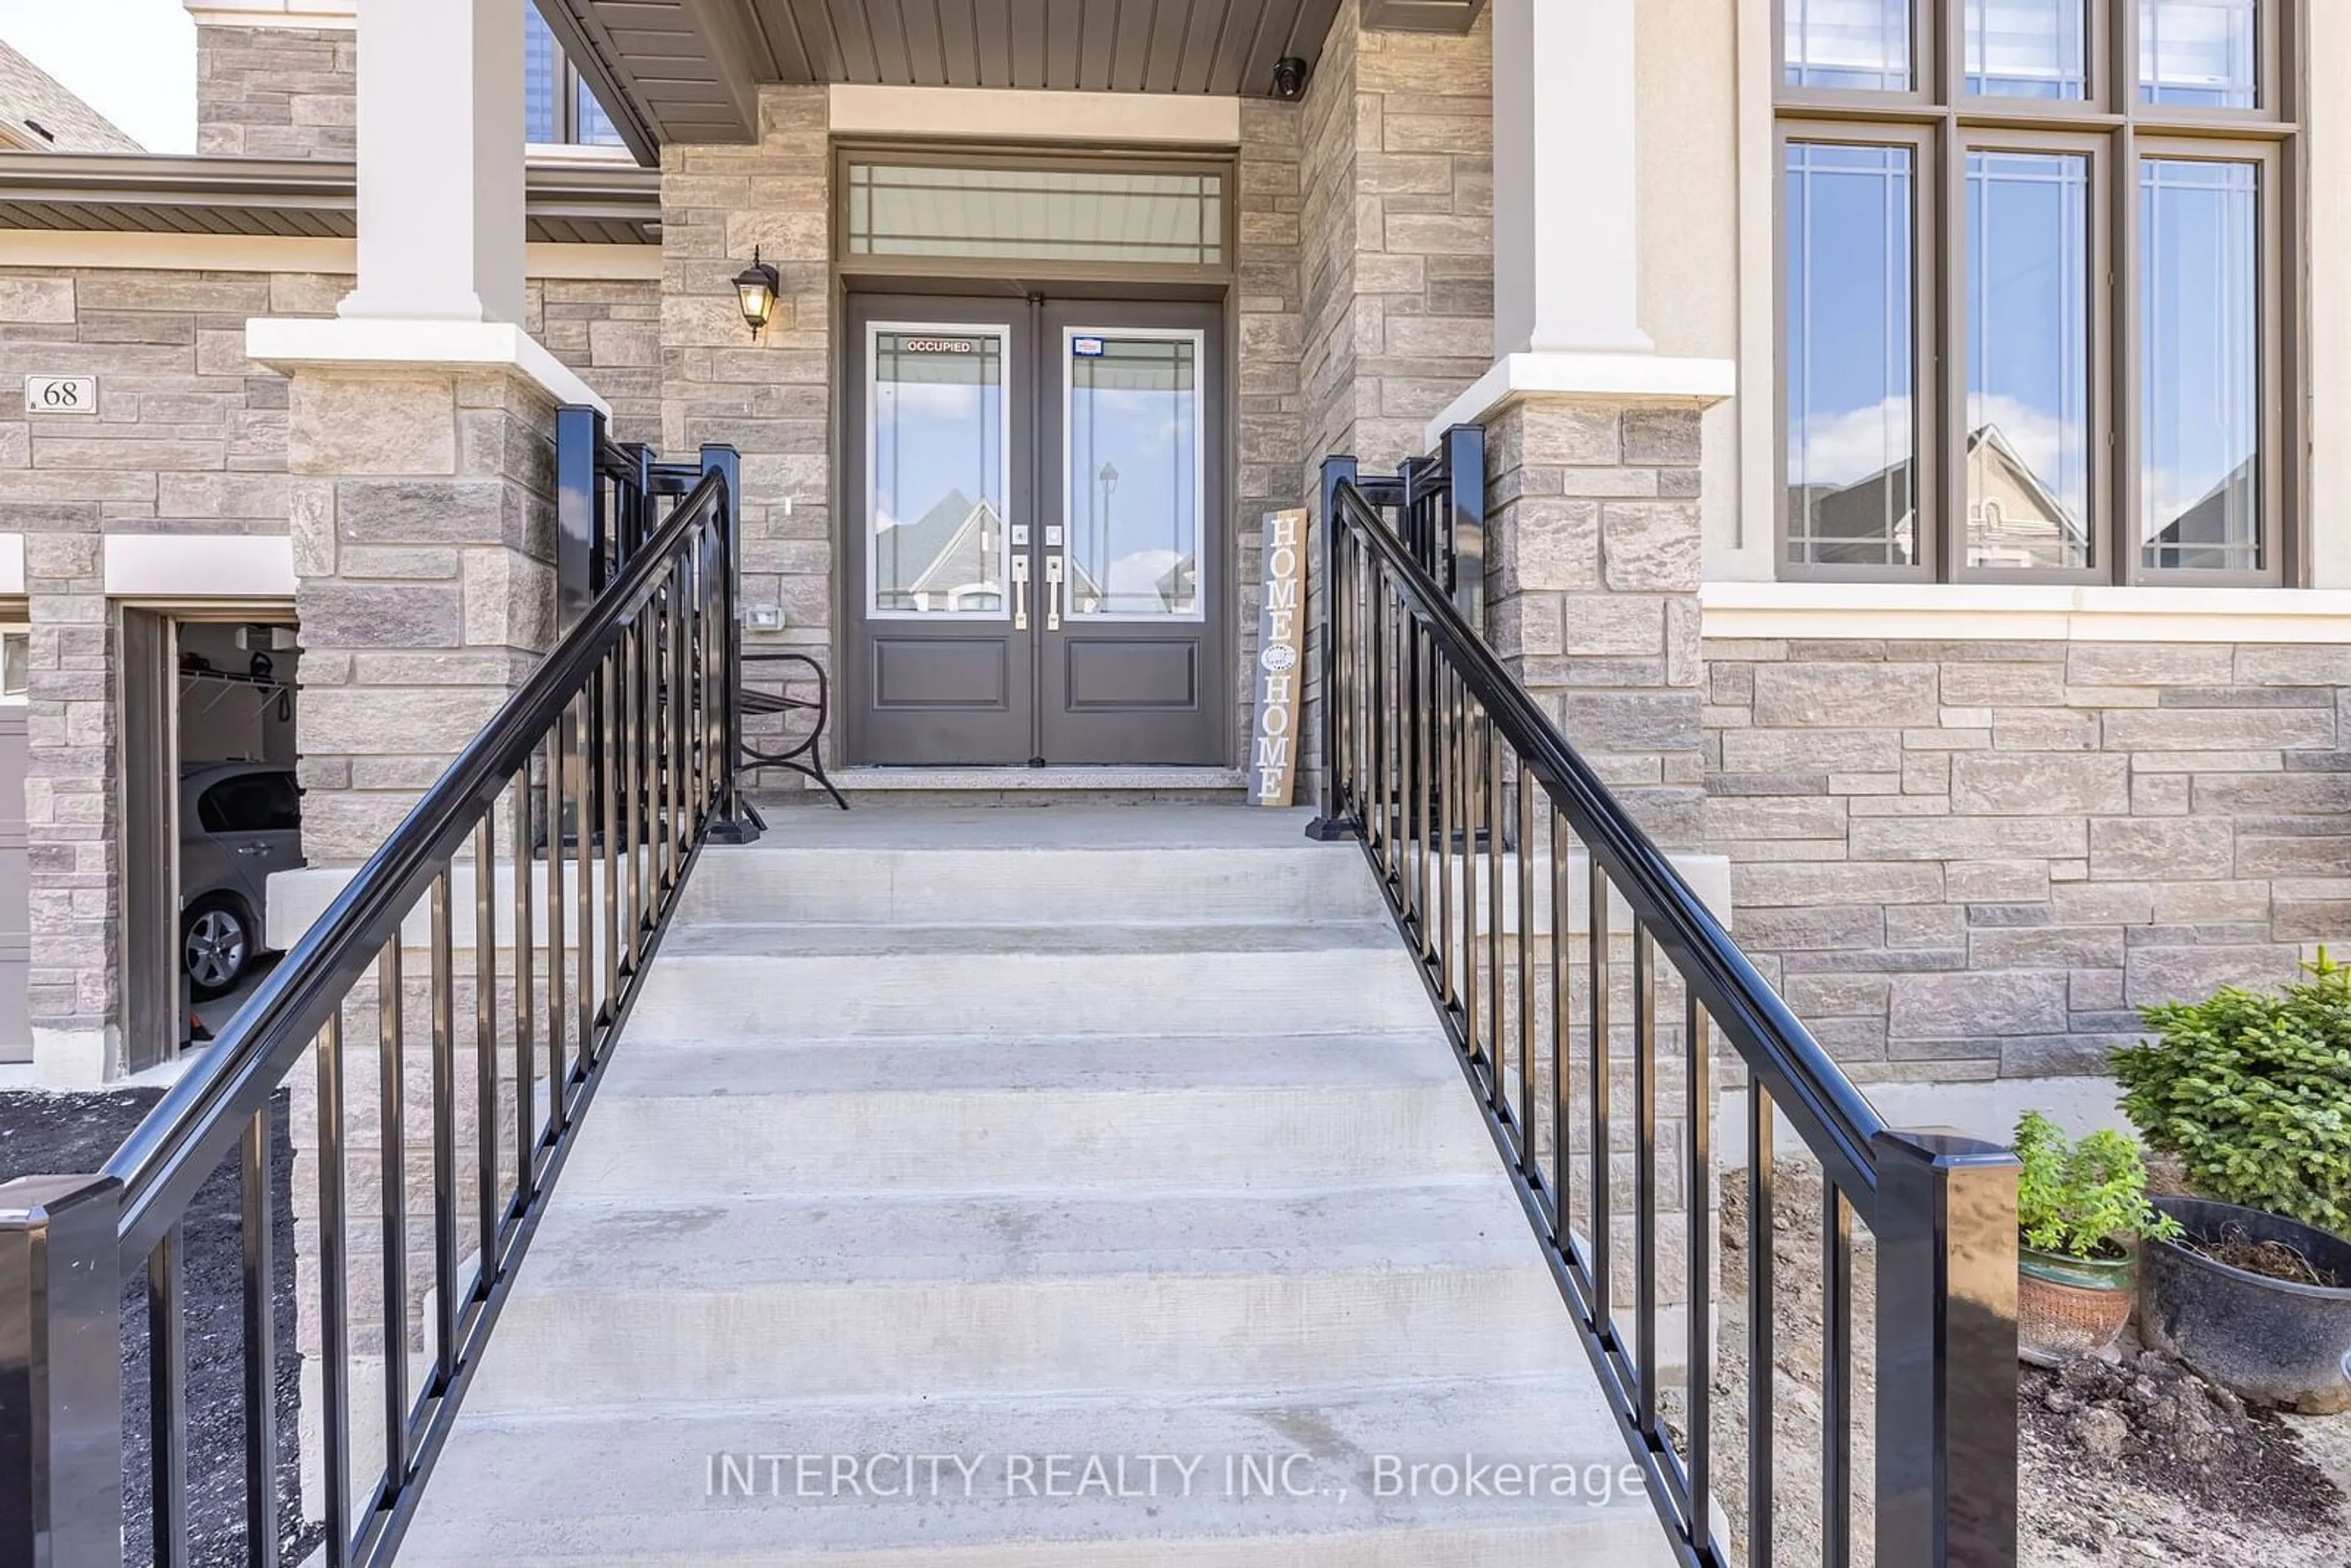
(121, 609), (301, 1071)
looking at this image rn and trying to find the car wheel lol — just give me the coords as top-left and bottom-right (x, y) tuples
(183, 896), (252, 1001)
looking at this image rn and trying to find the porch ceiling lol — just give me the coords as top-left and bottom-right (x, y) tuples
(541, 0), (1345, 162)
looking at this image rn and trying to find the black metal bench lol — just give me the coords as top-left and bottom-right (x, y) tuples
(738, 648), (847, 809)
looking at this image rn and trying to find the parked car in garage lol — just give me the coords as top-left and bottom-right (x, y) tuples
(180, 762), (303, 1000)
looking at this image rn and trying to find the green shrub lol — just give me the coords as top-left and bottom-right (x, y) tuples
(2115, 951), (2351, 1234)
(2014, 1111), (2179, 1260)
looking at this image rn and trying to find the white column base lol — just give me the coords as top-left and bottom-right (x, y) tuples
(246, 317), (608, 414)
(1427, 350), (1738, 447)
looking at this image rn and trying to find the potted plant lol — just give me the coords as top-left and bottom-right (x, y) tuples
(2117, 952), (2351, 1413)
(2013, 1111), (2180, 1363)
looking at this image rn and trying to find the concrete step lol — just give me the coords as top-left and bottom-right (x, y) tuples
(562, 1032), (1491, 1198)
(462, 1179), (1581, 1408)
(400, 1375), (1674, 1567)
(625, 923), (1432, 1038)
(679, 843), (1385, 925)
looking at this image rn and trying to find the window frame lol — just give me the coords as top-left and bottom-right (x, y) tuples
(1771, 0), (2304, 588)
(527, 5), (625, 149)
(1776, 120), (1942, 583)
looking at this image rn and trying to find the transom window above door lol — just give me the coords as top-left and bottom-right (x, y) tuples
(839, 152), (1231, 280)
(1777, 0), (2299, 585)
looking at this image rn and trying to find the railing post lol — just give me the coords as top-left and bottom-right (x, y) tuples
(554, 405), (606, 636)
(1306, 456), (1360, 841)
(0, 1176), (123, 1568)
(698, 443), (763, 844)
(1438, 423), (1485, 632)
(1872, 1128), (2020, 1568)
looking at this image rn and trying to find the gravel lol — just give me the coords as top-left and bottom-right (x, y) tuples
(0, 1088), (320, 1568)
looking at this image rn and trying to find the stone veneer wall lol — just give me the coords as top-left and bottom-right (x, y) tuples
(1703, 638), (2351, 1082)
(195, 24), (358, 160)
(0, 263), (653, 1075)
(1231, 99), (1307, 760)
(658, 87), (832, 693)
(1299, 6), (1494, 486)
(1295, 4), (1494, 795)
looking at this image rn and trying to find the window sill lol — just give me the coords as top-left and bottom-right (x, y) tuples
(1698, 580), (2351, 644)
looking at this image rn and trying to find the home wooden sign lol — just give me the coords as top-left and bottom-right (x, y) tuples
(1248, 508), (1308, 806)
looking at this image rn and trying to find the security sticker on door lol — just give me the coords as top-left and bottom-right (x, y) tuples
(1072, 336), (1106, 358)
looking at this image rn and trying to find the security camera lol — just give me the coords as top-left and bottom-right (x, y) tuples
(1272, 56), (1310, 100)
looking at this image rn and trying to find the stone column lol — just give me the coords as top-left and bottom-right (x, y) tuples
(261, 350), (575, 859)
(1485, 396), (1712, 844)
(246, 0), (598, 857)
(1435, 0), (1734, 847)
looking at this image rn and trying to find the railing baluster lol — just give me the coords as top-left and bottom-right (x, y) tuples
(576, 685), (596, 1070)
(1550, 805), (1570, 1226)
(1685, 994), (1712, 1548)
(377, 937), (409, 1480)
(611, 639), (630, 1020)
(1436, 661), (1452, 1002)
(1749, 1081), (1776, 1568)
(148, 1224), (190, 1567)
(316, 1014), (351, 1567)
(1633, 921), (1657, 1434)
(241, 1104), (280, 1568)
(513, 770), (537, 1196)
(1823, 1183), (1854, 1568)
(1516, 763), (1532, 1173)
(1589, 857), (1613, 1324)
(472, 819), (498, 1288)
(429, 871), (457, 1391)
(1461, 696), (1480, 1075)
(546, 718), (568, 1128)
(1486, 715), (1502, 1103)
(629, 613), (649, 969)
(1413, 623), (1432, 958)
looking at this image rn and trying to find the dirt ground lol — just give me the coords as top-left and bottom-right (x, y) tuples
(1686, 1161), (2349, 1568)
(0, 1088), (318, 1568)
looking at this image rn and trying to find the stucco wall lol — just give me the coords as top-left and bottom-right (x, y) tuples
(1704, 637), (2351, 1082)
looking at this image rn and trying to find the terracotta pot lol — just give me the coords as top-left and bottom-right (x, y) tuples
(2018, 1242), (2135, 1362)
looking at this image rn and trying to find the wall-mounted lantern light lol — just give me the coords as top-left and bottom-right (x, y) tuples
(734, 247), (781, 341)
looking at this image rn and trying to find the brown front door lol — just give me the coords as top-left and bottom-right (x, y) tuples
(844, 293), (1227, 767)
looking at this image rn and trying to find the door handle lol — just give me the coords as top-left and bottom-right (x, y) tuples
(1045, 554), (1064, 631)
(1011, 552), (1029, 631)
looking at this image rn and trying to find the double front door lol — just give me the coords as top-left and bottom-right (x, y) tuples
(844, 294), (1226, 766)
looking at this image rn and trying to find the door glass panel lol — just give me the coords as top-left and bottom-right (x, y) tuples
(1065, 332), (1202, 619)
(1966, 150), (2092, 570)
(869, 326), (1009, 615)
(2139, 159), (2260, 571)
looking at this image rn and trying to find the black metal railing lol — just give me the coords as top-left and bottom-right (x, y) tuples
(1314, 464), (2021, 1568)
(2, 452), (754, 1568)
(1321, 423), (1485, 631)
